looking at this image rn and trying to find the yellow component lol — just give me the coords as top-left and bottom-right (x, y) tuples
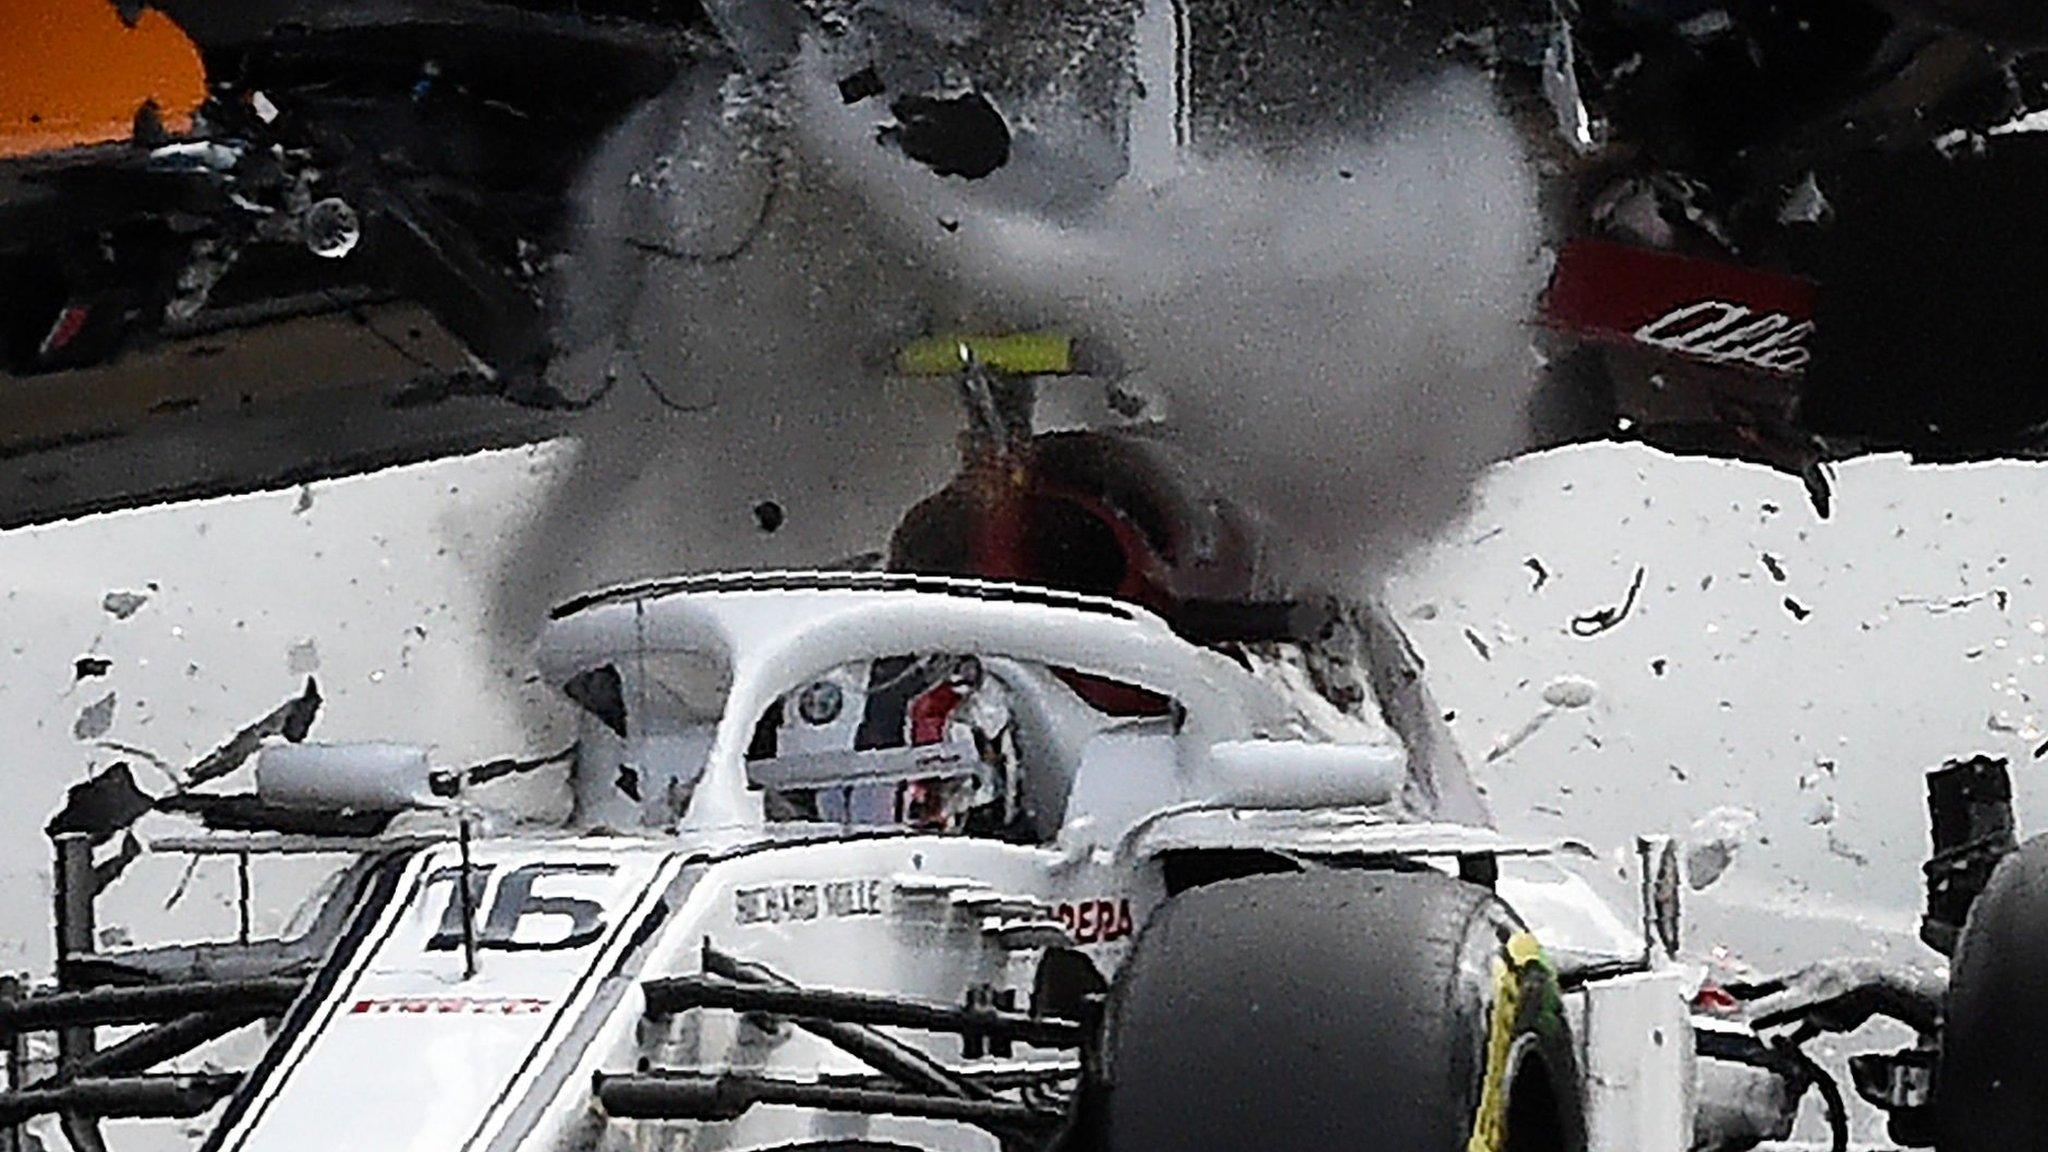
(1468, 931), (1547, 1152)
(1, 0), (207, 160)
(894, 331), (1075, 377)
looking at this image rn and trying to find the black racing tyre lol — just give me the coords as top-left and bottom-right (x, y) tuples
(1939, 832), (2048, 1151)
(760, 1145), (920, 1151)
(1088, 869), (1583, 1152)
(751, 1145), (920, 1152)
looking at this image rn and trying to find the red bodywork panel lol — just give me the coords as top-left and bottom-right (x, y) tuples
(1543, 239), (1820, 377)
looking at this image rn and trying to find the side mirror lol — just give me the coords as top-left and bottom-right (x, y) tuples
(1201, 740), (1405, 809)
(255, 742), (441, 811)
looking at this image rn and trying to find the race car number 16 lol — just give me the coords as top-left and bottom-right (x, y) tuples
(423, 862), (617, 952)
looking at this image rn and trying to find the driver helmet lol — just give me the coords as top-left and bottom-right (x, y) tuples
(762, 653), (1016, 833)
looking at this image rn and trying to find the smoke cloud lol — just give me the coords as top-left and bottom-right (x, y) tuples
(493, 36), (1547, 665)
(782, 53), (1548, 593)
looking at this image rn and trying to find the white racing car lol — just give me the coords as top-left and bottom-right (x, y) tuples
(13, 564), (1964, 1152)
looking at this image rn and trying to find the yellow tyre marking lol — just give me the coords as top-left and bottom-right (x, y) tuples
(1468, 930), (1545, 1152)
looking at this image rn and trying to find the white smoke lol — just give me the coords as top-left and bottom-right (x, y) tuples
(783, 52), (1549, 593)
(493, 39), (1547, 663)
(487, 65), (968, 659)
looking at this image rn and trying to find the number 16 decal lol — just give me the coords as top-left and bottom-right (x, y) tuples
(424, 862), (616, 952)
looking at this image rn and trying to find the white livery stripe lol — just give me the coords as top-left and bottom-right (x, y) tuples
(214, 851), (435, 1152)
(469, 856), (688, 1152)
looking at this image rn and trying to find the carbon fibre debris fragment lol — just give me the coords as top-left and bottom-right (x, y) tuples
(102, 591), (149, 620)
(74, 692), (117, 740)
(1572, 566), (1646, 636)
(184, 677), (321, 787)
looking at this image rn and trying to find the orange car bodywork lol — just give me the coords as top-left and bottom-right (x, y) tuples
(1, 0), (207, 159)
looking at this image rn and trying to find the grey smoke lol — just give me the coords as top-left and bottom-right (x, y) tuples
(782, 52), (1547, 594)
(493, 41), (1546, 668)
(490, 63), (964, 661)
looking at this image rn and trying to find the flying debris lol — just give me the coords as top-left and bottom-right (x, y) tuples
(1572, 566), (1647, 636)
(1486, 709), (1554, 764)
(1464, 628), (1493, 661)
(1685, 806), (1762, 891)
(1799, 764), (1839, 827)
(286, 639), (321, 676)
(1541, 675), (1599, 709)
(72, 692), (116, 741)
(100, 591), (149, 620)
(183, 678), (322, 788)
(1777, 173), (1832, 226)
(1825, 834), (1871, 866)
(1897, 588), (2010, 614)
